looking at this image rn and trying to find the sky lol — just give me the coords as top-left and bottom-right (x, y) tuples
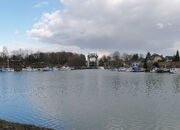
(1, 0), (180, 57)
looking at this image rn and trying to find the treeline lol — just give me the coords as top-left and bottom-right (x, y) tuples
(99, 50), (180, 69)
(99, 51), (144, 68)
(0, 47), (179, 69)
(24, 52), (86, 68)
(0, 47), (86, 68)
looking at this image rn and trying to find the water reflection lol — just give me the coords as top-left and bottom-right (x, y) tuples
(0, 71), (180, 129)
(173, 74), (180, 94)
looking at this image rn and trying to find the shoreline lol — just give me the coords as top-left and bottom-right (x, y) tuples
(0, 119), (53, 130)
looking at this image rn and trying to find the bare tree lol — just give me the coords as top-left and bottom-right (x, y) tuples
(2, 46), (8, 58)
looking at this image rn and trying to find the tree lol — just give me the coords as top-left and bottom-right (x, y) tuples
(112, 51), (120, 61)
(143, 59), (147, 69)
(112, 51), (122, 68)
(146, 52), (151, 60)
(143, 52), (151, 71)
(122, 53), (132, 62)
(173, 50), (180, 62)
(153, 62), (159, 67)
(2, 46), (8, 60)
(99, 55), (108, 66)
(131, 54), (139, 61)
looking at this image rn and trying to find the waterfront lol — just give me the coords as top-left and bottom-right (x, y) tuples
(0, 70), (180, 129)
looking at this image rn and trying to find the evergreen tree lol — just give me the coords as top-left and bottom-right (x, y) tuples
(174, 50), (180, 62)
(143, 52), (151, 71)
(143, 59), (147, 69)
(146, 52), (151, 60)
(173, 50), (180, 62)
(131, 54), (139, 61)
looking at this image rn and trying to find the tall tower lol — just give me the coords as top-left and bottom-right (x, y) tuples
(87, 53), (99, 68)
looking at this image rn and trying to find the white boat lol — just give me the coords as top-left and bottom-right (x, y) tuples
(22, 68), (27, 71)
(109, 68), (118, 71)
(6, 68), (14, 72)
(170, 68), (176, 74)
(150, 67), (158, 73)
(32, 68), (38, 72)
(1, 68), (14, 72)
(26, 67), (33, 72)
(1, 59), (14, 72)
(98, 67), (105, 70)
(126, 68), (132, 72)
(118, 67), (126, 72)
(60, 66), (71, 71)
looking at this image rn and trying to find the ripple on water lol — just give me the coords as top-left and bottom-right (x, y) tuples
(0, 71), (180, 129)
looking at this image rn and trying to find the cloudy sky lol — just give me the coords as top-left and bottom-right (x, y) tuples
(1, 0), (180, 56)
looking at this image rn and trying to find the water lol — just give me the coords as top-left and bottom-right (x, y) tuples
(0, 70), (180, 130)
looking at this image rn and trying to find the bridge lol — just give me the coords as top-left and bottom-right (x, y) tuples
(87, 53), (99, 68)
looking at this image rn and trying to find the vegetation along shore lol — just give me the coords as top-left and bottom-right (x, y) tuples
(0, 47), (180, 72)
(0, 119), (53, 130)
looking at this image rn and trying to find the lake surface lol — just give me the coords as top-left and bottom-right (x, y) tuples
(0, 70), (180, 130)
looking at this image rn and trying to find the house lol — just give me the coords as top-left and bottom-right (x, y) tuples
(147, 53), (164, 63)
(165, 56), (173, 62)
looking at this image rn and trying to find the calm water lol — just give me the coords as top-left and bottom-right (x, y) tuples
(0, 70), (180, 130)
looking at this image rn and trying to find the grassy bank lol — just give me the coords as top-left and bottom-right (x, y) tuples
(0, 119), (53, 130)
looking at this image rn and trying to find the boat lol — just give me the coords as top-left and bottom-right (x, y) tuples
(0, 59), (15, 72)
(132, 67), (144, 72)
(43, 67), (53, 71)
(26, 67), (33, 72)
(60, 66), (71, 71)
(109, 68), (118, 71)
(150, 67), (158, 73)
(38, 68), (43, 71)
(32, 68), (38, 72)
(118, 67), (126, 72)
(0, 68), (14, 72)
(53, 67), (59, 71)
(156, 68), (169, 73)
(170, 68), (176, 74)
(162, 68), (170, 73)
(98, 66), (105, 70)
(6, 68), (14, 72)
(126, 68), (132, 72)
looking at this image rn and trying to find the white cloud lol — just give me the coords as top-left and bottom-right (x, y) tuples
(27, 0), (180, 54)
(34, 1), (49, 8)
(156, 23), (164, 29)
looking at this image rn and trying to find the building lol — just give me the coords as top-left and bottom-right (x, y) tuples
(165, 56), (173, 62)
(147, 53), (164, 63)
(87, 53), (99, 68)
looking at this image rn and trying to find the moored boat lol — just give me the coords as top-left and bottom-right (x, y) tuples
(132, 67), (145, 72)
(118, 67), (126, 72)
(60, 66), (71, 71)
(170, 68), (176, 74)
(0, 68), (14, 72)
(43, 67), (53, 71)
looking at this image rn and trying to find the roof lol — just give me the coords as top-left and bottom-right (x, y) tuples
(165, 56), (173, 60)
